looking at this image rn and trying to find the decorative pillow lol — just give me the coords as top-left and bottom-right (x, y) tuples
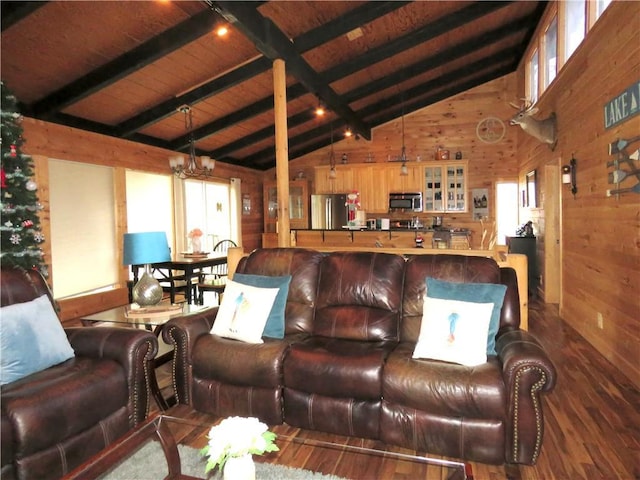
(0, 294), (75, 385)
(413, 296), (494, 367)
(211, 279), (279, 343)
(425, 277), (507, 356)
(232, 273), (292, 339)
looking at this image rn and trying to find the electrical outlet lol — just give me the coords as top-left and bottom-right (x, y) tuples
(597, 312), (604, 329)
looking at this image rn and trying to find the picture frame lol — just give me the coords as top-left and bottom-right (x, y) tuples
(526, 170), (537, 208)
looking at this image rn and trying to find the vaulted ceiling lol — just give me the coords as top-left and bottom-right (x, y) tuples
(1, 1), (546, 171)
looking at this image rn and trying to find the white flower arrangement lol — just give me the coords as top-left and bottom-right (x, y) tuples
(201, 416), (279, 473)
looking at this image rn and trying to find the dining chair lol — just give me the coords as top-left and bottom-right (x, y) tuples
(153, 267), (194, 304)
(196, 239), (237, 305)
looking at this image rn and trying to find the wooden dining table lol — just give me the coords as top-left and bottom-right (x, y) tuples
(131, 252), (228, 305)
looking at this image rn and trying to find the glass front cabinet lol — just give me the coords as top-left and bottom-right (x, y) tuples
(263, 180), (309, 233)
(423, 161), (467, 212)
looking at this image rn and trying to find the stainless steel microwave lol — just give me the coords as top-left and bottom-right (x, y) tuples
(389, 192), (422, 212)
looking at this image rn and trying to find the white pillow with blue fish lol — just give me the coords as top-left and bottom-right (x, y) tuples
(413, 296), (494, 367)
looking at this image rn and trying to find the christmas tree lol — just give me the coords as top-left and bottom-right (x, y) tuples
(1, 81), (46, 276)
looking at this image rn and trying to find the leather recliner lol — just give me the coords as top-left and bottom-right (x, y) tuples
(164, 248), (556, 466)
(0, 267), (159, 480)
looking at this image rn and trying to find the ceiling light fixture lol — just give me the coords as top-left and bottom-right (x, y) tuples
(315, 105), (325, 117)
(344, 127), (353, 138)
(169, 106), (215, 179)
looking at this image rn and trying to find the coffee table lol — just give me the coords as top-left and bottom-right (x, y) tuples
(63, 405), (473, 480)
(81, 302), (207, 410)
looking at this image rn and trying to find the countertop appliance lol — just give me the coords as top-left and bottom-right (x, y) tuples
(389, 192), (422, 212)
(311, 194), (348, 230)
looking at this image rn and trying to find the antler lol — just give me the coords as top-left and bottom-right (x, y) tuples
(510, 98), (532, 111)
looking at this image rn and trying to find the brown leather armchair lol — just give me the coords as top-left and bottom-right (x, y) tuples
(0, 267), (158, 480)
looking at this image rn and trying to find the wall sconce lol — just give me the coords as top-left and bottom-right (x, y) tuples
(562, 156), (577, 197)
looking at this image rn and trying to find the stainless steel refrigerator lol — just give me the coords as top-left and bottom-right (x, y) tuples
(311, 194), (348, 229)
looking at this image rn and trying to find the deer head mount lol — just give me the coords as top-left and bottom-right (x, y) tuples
(509, 99), (557, 150)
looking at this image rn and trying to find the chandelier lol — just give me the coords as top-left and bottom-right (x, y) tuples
(169, 105), (215, 179)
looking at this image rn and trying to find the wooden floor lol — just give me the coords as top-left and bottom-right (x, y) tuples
(152, 299), (640, 480)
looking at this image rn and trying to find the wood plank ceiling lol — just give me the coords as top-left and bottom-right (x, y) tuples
(1, 1), (546, 171)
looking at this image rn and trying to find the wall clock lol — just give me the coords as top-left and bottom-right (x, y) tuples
(476, 117), (506, 143)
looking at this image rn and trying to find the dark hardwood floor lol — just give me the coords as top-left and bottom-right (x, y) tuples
(152, 299), (640, 479)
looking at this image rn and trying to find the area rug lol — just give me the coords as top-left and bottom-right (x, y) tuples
(102, 441), (347, 480)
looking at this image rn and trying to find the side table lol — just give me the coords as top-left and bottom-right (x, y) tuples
(80, 302), (207, 410)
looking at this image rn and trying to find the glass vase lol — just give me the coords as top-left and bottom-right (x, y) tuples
(191, 236), (202, 253)
(223, 454), (255, 480)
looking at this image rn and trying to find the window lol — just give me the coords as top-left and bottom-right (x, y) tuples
(126, 171), (173, 237)
(183, 180), (232, 252)
(525, 1), (614, 102)
(595, 0), (612, 19)
(565, 0), (586, 58)
(496, 182), (519, 245)
(528, 49), (539, 103)
(543, 16), (558, 89)
(49, 159), (118, 298)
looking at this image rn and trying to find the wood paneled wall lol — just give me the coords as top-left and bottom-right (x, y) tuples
(513, 1), (640, 388)
(271, 74), (520, 249)
(21, 118), (264, 321)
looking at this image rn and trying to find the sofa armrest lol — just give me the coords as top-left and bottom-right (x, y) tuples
(65, 327), (158, 425)
(162, 307), (218, 405)
(496, 329), (557, 465)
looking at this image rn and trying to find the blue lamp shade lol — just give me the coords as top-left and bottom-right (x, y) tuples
(122, 232), (171, 266)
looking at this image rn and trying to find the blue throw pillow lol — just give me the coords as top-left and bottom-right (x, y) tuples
(232, 273), (292, 339)
(0, 294), (75, 385)
(425, 277), (507, 356)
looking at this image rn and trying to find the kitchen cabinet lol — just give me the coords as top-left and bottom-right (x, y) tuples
(423, 161), (467, 212)
(263, 180), (309, 233)
(353, 164), (389, 214)
(386, 164), (423, 194)
(314, 166), (354, 194)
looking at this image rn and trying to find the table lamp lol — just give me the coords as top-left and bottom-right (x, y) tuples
(123, 231), (171, 306)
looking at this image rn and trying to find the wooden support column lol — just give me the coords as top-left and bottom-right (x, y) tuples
(273, 58), (290, 247)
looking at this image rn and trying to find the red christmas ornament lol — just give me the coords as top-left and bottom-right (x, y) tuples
(22, 220), (34, 228)
(10, 144), (17, 157)
(1, 168), (5, 188)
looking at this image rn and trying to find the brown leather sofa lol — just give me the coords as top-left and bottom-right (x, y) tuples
(163, 248), (556, 466)
(0, 267), (158, 480)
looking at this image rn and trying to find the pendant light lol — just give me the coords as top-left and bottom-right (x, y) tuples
(328, 122), (337, 179)
(400, 109), (408, 176)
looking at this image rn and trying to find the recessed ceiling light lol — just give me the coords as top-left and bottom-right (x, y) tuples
(346, 28), (363, 41)
(216, 26), (229, 37)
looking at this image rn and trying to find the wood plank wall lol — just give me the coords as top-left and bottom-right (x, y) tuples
(513, 1), (640, 388)
(21, 118), (264, 321)
(271, 74), (520, 249)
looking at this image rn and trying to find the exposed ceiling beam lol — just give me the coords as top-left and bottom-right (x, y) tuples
(119, 1), (404, 137)
(190, 1), (517, 158)
(27, 9), (220, 118)
(119, 57), (272, 137)
(1, 1), (47, 32)
(293, 1), (411, 52)
(244, 53), (517, 170)
(204, 17), (531, 166)
(212, 1), (372, 141)
(320, 1), (514, 85)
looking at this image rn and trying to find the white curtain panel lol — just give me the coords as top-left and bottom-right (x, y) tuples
(230, 177), (243, 247)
